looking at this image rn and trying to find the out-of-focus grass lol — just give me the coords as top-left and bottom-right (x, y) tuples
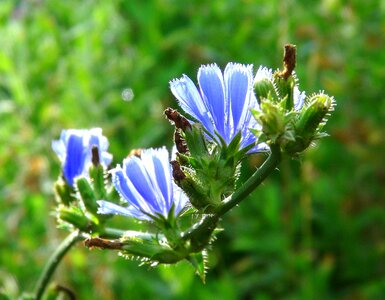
(0, 0), (384, 299)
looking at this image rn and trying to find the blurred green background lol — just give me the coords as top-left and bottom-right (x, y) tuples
(1, 0), (384, 299)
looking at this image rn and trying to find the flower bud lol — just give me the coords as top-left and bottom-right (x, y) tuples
(54, 179), (76, 206)
(296, 93), (333, 136)
(88, 164), (107, 200)
(254, 77), (278, 103)
(251, 101), (286, 144)
(283, 93), (334, 154)
(58, 206), (93, 232)
(274, 74), (296, 110)
(76, 177), (98, 215)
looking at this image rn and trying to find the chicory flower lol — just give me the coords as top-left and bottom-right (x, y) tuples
(52, 128), (112, 187)
(97, 147), (188, 221)
(170, 63), (264, 151)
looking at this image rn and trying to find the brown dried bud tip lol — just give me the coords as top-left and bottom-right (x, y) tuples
(84, 237), (123, 250)
(91, 146), (100, 166)
(128, 148), (142, 158)
(170, 160), (186, 183)
(174, 129), (190, 155)
(164, 107), (191, 131)
(278, 44), (296, 79)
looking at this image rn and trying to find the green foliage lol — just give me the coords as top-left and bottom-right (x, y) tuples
(0, 0), (384, 299)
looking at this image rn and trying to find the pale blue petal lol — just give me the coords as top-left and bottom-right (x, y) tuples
(122, 157), (163, 214)
(294, 86), (305, 111)
(111, 166), (152, 214)
(198, 64), (226, 139)
(97, 200), (148, 220)
(63, 134), (87, 186)
(53, 128), (112, 187)
(52, 140), (66, 161)
(88, 128), (112, 167)
(170, 75), (215, 135)
(171, 63), (266, 152)
(172, 185), (189, 216)
(141, 147), (172, 215)
(103, 148), (189, 221)
(224, 63), (254, 142)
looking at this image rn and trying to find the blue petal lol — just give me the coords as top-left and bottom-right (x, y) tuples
(108, 147), (189, 221)
(170, 75), (215, 135)
(172, 185), (189, 216)
(294, 86), (305, 111)
(111, 166), (152, 214)
(63, 134), (87, 186)
(141, 147), (172, 215)
(97, 200), (148, 220)
(122, 156), (164, 215)
(224, 63), (254, 142)
(53, 128), (112, 187)
(197, 64), (226, 139)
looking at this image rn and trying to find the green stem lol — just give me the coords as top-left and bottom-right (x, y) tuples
(183, 144), (281, 241)
(34, 231), (83, 300)
(101, 227), (128, 239)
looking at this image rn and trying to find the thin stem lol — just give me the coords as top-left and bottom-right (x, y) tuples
(34, 231), (83, 300)
(183, 144), (281, 241)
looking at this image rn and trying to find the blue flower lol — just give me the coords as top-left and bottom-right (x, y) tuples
(170, 63), (264, 152)
(52, 128), (112, 187)
(254, 66), (305, 110)
(97, 147), (189, 221)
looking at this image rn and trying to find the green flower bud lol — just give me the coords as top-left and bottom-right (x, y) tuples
(58, 206), (93, 232)
(283, 93), (334, 154)
(76, 178), (98, 215)
(251, 101), (286, 144)
(296, 93), (333, 136)
(254, 77), (278, 103)
(54, 179), (76, 206)
(89, 164), (107, 200)
(273, 74), (296, 111)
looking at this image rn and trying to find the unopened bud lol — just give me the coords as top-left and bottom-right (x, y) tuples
(89, 164), (107, 200)
(252, 101), (286, 143)
(58, 206), (92, 232)
(283, 93), (334, 154)
(296, 94), (333, 137)
(76, 177), (98, 214)
(54, 179), (76, 206)
(254, 77), (277, 103)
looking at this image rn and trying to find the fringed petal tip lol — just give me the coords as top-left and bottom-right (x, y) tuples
(294, 86), (306, 111)
(254, 65), (273, 83)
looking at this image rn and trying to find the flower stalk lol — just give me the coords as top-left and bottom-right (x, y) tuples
(34, 231), (84, 300)
(182, 144), (281, 244)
